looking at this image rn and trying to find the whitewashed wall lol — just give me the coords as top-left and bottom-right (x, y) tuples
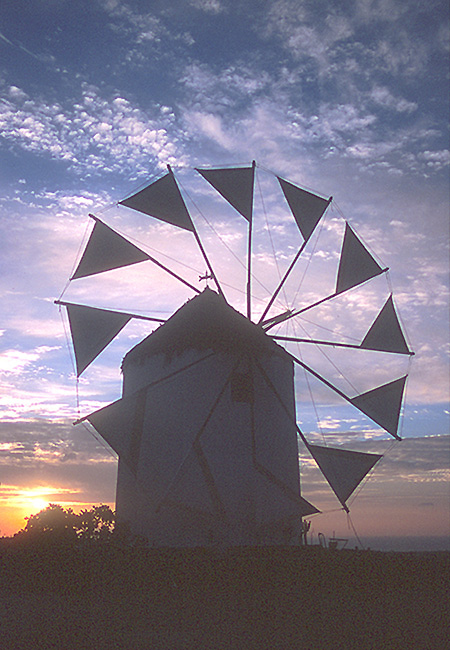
(116, 344), (303, 547)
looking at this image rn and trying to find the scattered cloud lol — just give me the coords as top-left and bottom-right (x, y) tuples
(189, 0), (225, 13)
(420, 149), (450, 171)
(0, 346), (60, 374)
(368, 86), (418, 113)
(98, 0), (194, 47)
(0, 82), (183, 175)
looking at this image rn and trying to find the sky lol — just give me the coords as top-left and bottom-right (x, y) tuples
(0, 0), (449, 549)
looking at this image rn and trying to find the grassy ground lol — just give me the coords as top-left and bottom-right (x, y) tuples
(0, 544), (448, 649)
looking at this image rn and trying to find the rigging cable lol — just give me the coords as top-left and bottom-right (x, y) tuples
(346, 438), (398, 511)
(256, 169), (290, 309)
(386, 270), (414, 353)
(177, 173), (275, 301)
(296, 314), (361, 341)
(291, 208), (328, 308)
(290, 316), (360, 394)
(177, 177), (248, 271)
(347, 512), (365, 550)
(333, 200), (389, 273)
(81, 421), (118, 459)
(58, 304), (80, 418)
(98, 218), (205, 278)
(293, 337), (327, 447)
(256, 164), (330, 200)
(57, 217), (93, 302)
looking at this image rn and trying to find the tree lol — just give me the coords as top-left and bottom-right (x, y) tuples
(16, 504), (116, 545)
(22, 504), (78, 542)
(77, 504), (115, 542)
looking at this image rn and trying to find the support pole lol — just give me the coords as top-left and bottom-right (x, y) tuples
(247, 160), (256, 320)
(284, 349), (401, 441)
(258, 196), (332, 325)
(258, 240), (307, 324)
(88, 214), (201, 295)
(192, 228), (225, 299)
(271, 335), (414, 356)
(167, 165), (225, 299)
(262, 268), (388, 331)
(54, 300), (167, 323)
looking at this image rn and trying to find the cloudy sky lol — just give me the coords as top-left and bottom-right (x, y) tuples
(0, 0), (448, 548)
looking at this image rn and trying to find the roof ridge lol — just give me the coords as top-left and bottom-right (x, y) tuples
(122, 289), (287, 367)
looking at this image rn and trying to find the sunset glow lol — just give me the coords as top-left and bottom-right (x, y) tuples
(0, 481), (115, 536)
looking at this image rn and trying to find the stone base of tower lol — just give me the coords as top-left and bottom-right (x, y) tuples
(115, 454), (304, 547)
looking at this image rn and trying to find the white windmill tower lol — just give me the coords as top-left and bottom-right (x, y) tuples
(57, 161), (413, 547)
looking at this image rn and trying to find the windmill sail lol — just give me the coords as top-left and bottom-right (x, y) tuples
(277, 177), (330, 241)
(308, 444), (382, 507)
(71, 217), (150, 280)
(336, 223), (385, 294)
(119, 172), (194, 232)
(287, 351), (407, 440)
(350, 376), (407, 439)
(361, 295), (411, 354)
(85, 389), (147, 474)
(196, 166), (255, 221)
(66, 303), (132, 376)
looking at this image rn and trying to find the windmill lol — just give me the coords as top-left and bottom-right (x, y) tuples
(57, 162), (413, 547)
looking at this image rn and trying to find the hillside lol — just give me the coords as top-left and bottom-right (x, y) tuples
(1, 544), (448, 649)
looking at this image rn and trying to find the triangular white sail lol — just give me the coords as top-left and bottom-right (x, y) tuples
(361, 295), (410, 354)
(336, 223), (385, 294)
(66, 303), (132, 375)
(277, 177), (330, 241)
(308, 444), (382, 507)
(85, 389), (147, 473)
(350, 375), (407, 439)
(71, 218), (150, 280)
(196, 166), (255, 221)
(297, 496), (320, 517)
(119, 173), (194, 232)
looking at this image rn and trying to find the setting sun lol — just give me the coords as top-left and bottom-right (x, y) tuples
(17, 487), (54, 513)
(0, 484), (93, 536)
(28, 497), (50, 514)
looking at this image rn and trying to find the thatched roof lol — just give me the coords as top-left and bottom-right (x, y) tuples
(122, 288), (287, 368)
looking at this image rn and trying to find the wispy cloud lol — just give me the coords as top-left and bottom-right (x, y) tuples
(368, 86), (418, 113)
(178, 59), (447, 180)
(0, 30), (56, 64)
(0, 346), (60, 374)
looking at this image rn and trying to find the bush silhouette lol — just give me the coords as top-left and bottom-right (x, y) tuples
(14, 503), (115, 545)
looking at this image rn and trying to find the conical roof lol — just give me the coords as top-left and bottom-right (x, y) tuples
(122, 289), (287, 368)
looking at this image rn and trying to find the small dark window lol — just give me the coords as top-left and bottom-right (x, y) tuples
(231, 371), (254, 403)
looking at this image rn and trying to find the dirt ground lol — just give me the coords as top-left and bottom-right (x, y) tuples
(0, 544), (448, 649)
